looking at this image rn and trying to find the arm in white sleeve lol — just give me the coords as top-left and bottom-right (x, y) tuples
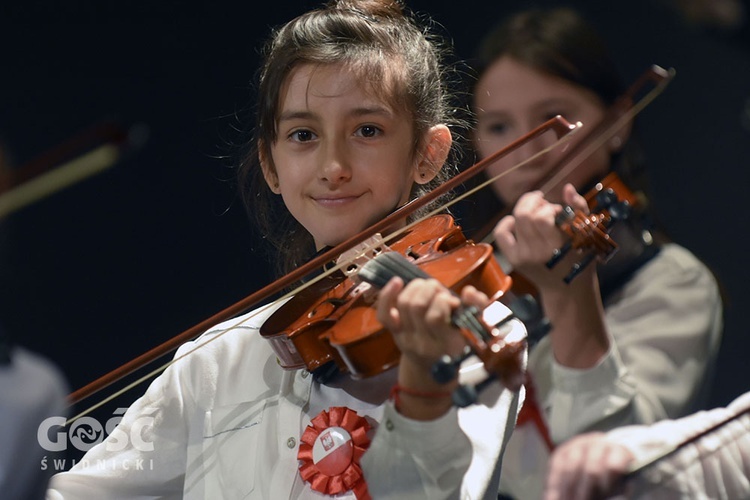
(363, 384), (522, 500)
(608, 391), (750, 498)
(46, 342), (195, 499)
(543, 245), (722, 441)
(362, 403), (471, 500)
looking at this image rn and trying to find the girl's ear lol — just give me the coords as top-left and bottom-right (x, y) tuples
(259, 142), (281, 194)
(414, 124), (452, 184)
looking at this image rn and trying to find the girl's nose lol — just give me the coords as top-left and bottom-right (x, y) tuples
(518, 127), (558, 169)
(319, 141), (352, 184)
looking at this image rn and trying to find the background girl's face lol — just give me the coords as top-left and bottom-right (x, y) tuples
(265, 63), (422, 250)
(473, 56), (611, 205)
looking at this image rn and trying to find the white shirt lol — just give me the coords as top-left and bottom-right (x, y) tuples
(47, 299), (525, 499)
(499, 243), (723, 500)
(608, 391), (750, 499)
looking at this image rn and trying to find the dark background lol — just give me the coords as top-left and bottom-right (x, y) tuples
(1, 0), (749, 450)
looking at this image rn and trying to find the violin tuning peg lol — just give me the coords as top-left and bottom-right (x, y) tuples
(554, 205), (576, 225)
(564, 252), (597, 283)
(546, 241), (572, 269)
(608, 200), (632, 222)
(594, 188), (619, 210)
(432, 355), (460, 384)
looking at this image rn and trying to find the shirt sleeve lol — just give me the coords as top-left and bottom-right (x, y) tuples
(606, 391), (750, 498)
(362, 384), (521, 500)
(46, 341), (196, 500)
(541, 245), (723, 442)
(361, 402), (471, 500)
(362, 332), (525, 500)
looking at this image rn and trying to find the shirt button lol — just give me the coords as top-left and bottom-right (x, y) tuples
(385, 419), (394, 431)
(287, 437), (297, 449)
(301, 370), (309, 379)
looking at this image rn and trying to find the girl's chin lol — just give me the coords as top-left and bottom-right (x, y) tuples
(315, 232), (359, 251)
(314, 216), (395, 251)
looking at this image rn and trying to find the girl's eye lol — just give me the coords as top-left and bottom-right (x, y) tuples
(484, 122), (508, 135)
(356, 125), (381, 138)
(290, 129), (315, 142)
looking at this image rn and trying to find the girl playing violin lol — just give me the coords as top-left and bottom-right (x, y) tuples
(465, 7), (723, 500)
(46, 1), (526, 498)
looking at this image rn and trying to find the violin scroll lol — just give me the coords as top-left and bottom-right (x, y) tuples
(546, 173), (634, 283)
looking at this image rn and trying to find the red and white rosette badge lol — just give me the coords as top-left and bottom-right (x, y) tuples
(297, 406), (372, 499)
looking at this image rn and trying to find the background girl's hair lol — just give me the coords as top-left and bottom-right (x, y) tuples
(468, 7), (653, 216)
(473, 7), (623, 106)
(237, 0), (467, 277)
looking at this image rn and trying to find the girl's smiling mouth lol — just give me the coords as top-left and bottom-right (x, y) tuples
(313, 194), (361, 207)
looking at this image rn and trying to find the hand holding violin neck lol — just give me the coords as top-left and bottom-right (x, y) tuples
(357, 250), (529, 405)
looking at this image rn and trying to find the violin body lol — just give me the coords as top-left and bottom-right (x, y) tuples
(328, 242), (513, 379)
(260, 214), (515, 381)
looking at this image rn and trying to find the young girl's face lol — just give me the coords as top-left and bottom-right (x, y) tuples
(264, 63), (432, 250)
(473, 56), (614, 205)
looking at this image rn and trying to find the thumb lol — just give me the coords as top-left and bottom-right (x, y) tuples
(562, 183), (588, 214)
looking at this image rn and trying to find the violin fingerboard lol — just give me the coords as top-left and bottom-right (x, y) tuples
(357, 252), (429, 289)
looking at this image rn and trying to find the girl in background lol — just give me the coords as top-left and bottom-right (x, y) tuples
(465, 7), (723, 499)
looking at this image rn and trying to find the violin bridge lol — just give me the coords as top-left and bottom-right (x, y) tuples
(336, 234), (392, 277)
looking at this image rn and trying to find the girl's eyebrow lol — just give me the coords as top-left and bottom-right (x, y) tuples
(528, 97), (576, 111)
(477, 110), (511, 120)
(350, 105), (393, 118)
(278, 105), (394, 123)
(278, 110), (315, 123)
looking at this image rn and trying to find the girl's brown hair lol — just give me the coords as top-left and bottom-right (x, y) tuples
(238, 0), (465, 277)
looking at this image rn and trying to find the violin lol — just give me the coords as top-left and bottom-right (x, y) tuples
(260, 213), (542, 403)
